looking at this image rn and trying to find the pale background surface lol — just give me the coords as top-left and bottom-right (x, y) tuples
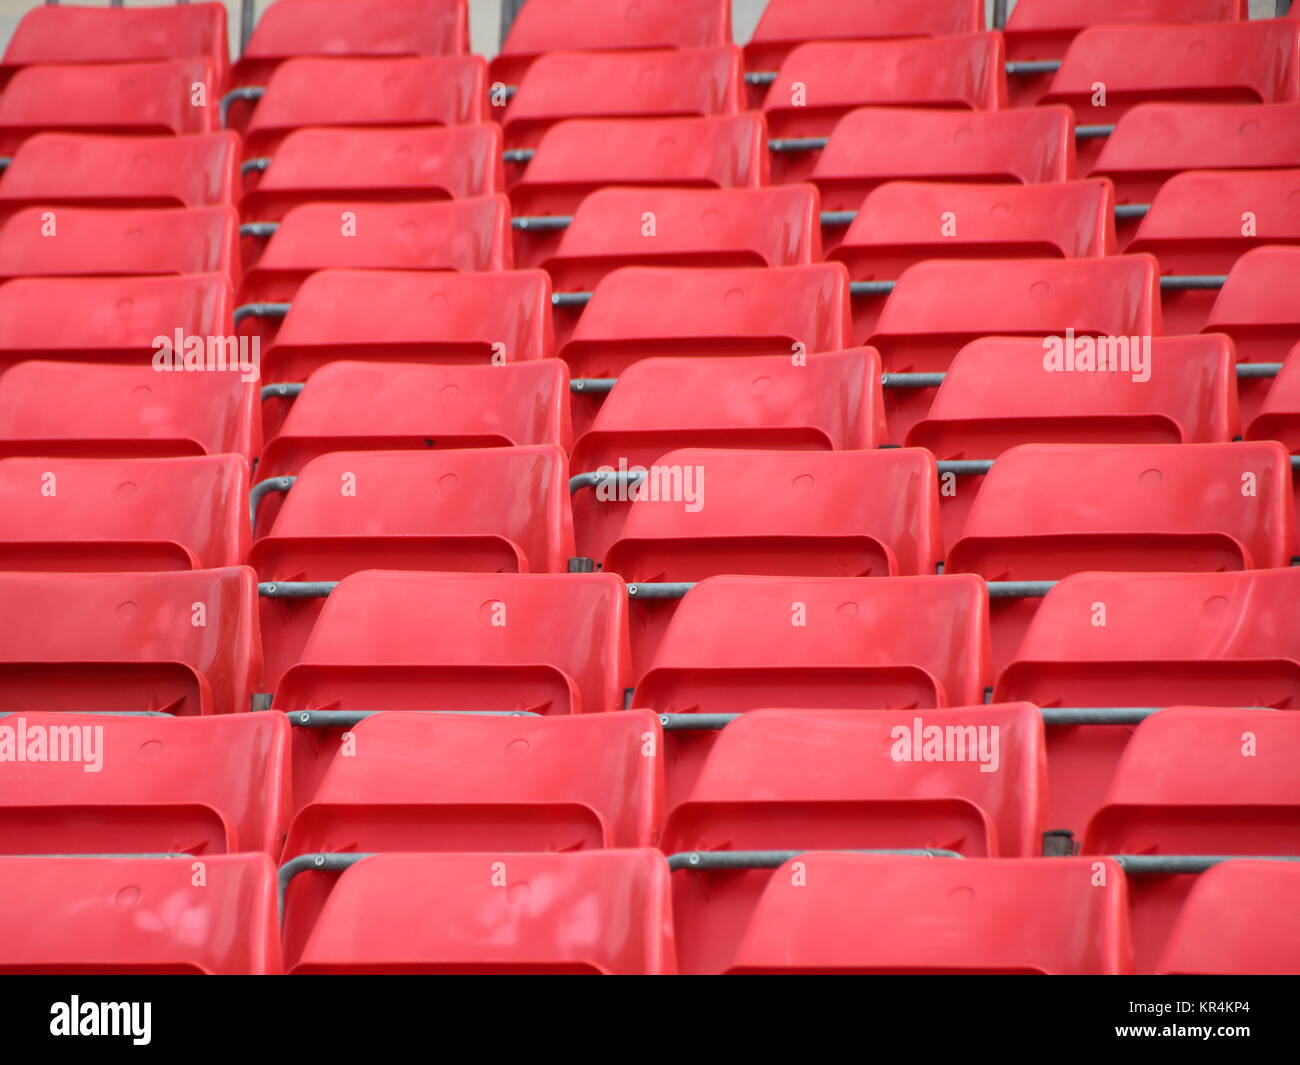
(0, 0), (1283, 60)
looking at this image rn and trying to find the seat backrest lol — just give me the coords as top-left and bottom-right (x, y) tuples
(0, 132), (239, 214)
(634, 574), (991, 713)
(259, 359), (570, 478)
(1203, 245), (1300, 365)
(811, 106), (1075, 211)
(272, 570), (631, 716)
(557, 263), (850, 379)
(721, 854), (1131, 975)
(1245, 339), (1300, 450)
(995, 568), (1300, 709)
(0, 854), (279, 974)
(0, 360), (258, 461)
(0, 713), (287, 853)
(491, 0), (730, 85)
(289, 850), (672, 974)
(602, 446), (941, 580)
(0, 206), (237, 281)
(946, 441), (1293, 578)
(0, 455), (249, 573)
(250, 446), (573, 577)
(0, 567), (260, 716)
(1004, 0), (1244, 59)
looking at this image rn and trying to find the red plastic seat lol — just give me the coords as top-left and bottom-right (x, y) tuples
(867, 254), (1161, 442)
(1083, 708), (1300, 972)
(0, 273), (235, 376)
(995, 568), (1300, 711)
(1127, 169), (1300, 332)
(0, 60), (217, 155)
(239, 56), (486, 156)
(0, 455), (248, 572)
(810, 106), (1075, 215)
(720, 854), (1132, 975)
(239, 124), (503, 222)
(602, 447), (941, 582)
(1245, 340), (1300, 451)
(258, 360), (570, 482)
(232, 0), (468, 87)
(1089, 102), (1300, 206)
(490, 0), (730, 86)
(1157, 861), (1300, 975)
(0, 361), (258, 461)
(0, 568), (259, 716)
(557, 264), (850, 382)
(763, 34), (1005, 184)
(502, 46), (743, 152)
(509, 113), (769, 269)
(570, 349), (884, 560)
(633, 574), (991, 715)
(0, 206), (238, 282)
(259, 268), (552, 386)
(0, 132), (239, 216)
(238, 197), (511, 303)
(288, 850), (672, 974)
(271, 570), (629, 714)
(0, 713), (287, 853)
(0, 2), (229, 90)
(744, 0), (983, 76)
(0, 854), (279, 974)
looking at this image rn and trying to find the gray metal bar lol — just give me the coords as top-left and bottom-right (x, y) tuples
(1114, 855), (1300, 875)
(1114, 204), (1150, 220)
(239, 222), (279, 239)
(1040, 707), (1161, 726)
(569, 469), (645, 495)
(500, 0), (527, 49)
(260, 382), (304, 402)
(937, 460), (994, 475)
(820, 210), (858, 228)
(249, 474), (295, 529)
(219, 86), (264, 128)
(552, 292), (592, 309)
(1238, 363), (1283, 379)
(768, 137), (829, 154)
(882, 372), (946, 389)
(850, 280), (897, 297)
(278, 852), (373, 920)
(241, 0), (256, 53)
(511, 215), (572, 231)
(992, 0), (1009, 30)
(745, 72), (778, 87)
(233, 301), (291, 326)
(258, 581), (338, 599)
(0, 158), (11, 172)
(986, 580), (1057, 598)
(1278, 0), (1293, 15)
(1005, 60), (1062, 76)
(241, 157), (271, 176)
(503, 148), (535, 164)
(19, 852), (185, 859)
(569, 378), (617, 395)
(1160, 275), (1227, 291)
(0, 711), (169, 718)
(667, 849), (963, 872)
(1075, 125), (1115, 140)
(627, 582), (696, 600)
(289, 709), (542, 729)
(659, 713), (740, 731)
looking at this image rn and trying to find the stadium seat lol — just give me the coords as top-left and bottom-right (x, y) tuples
(633, 574), (991, 715)
(0, 2), (229, 91)
(0, 273), (235, 376)
(490, 0), (730, 86)
(257, 360), (570, 482)
(271, 570), (630, 714)
(569, 349), (884, 559)
(810, 106), (1076, 216)
(0, 361), (259, 462)
(237, 196), (511, 299)
(1089, 102), (1300, 207)
(1157, 861), (1300, 975)
(762, 35), (1005, 183)
(1126, 168), (1300, 332)
(239, 124), (504, 222)
(744, 0), (983, 77)
(717, 854), (1132, 975)
(1245, 340), (1300, 451)
(256, 268), (551, 391)
(0, 854), (280, 974)
(0, 132), (239, 216)
(287, 850), (672, 974)
(0, 567), (260, 716)
(0, 455), (249, 573)
(0, 206), (238, 282)
(0, 60), (217, 155)
(232, 0), (468, 87)
(0, 713), (288, 854)
(1083, 708), (1300, 972)
(502, 46), (743, 154)
(866, 254), (1161, 441)
(601, 446), (941, 581)
(237, 56), (487, 156)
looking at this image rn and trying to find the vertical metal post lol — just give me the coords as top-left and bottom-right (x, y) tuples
(1278, 0), (1293, 16)
(241, 0), (256, 53)
(500, 0), (527, 49)
(992, 0), (1009, 30)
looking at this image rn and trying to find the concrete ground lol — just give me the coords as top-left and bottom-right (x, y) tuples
(0, 0), (1285, 61)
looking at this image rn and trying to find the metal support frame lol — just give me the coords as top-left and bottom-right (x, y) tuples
(992, 0), (1010, 30)
(242, 0), (256, 53)
(219, 86), (265, 128)
(248, 475), (296, 529)
(233, 301), (291, 327)
(666, 849), (963, 872)
(239, 222), (279, 239)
